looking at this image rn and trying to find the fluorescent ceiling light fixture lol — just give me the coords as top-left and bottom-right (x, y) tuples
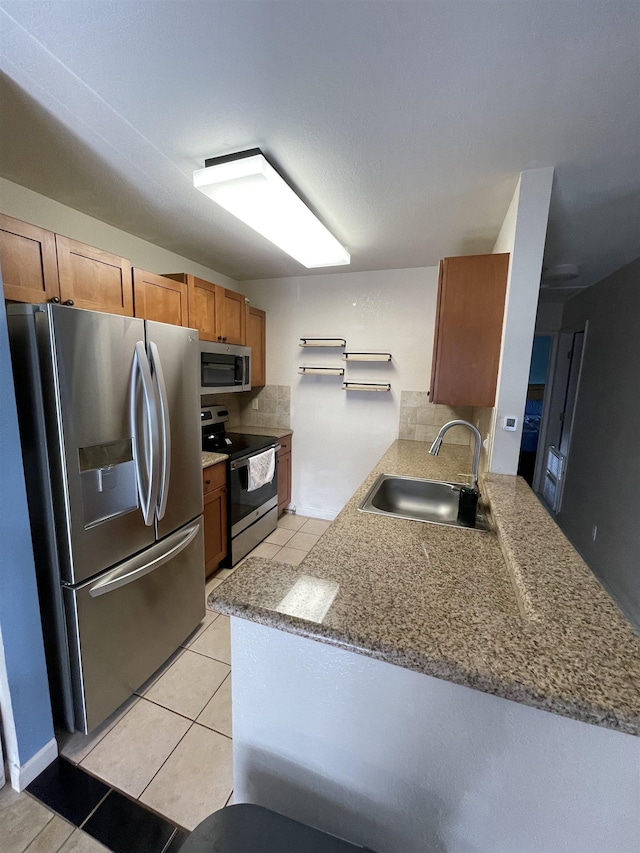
(193, 149), (350, 268)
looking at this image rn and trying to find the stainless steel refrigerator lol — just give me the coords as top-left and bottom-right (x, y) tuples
(8, 303), (205, 734)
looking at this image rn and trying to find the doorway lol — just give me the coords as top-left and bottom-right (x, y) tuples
(517, 335), (553, 486)
(534, 325), (587, 510)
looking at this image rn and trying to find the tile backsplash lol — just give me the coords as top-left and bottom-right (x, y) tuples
(398, 391), (492, 453)
(241, 385), (291, 429)
(204, 386), (291, 430)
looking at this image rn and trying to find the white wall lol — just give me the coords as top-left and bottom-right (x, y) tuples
(232, 619), (639, 853)
(489, 167), (554, 474)
(243, 267), (438, 517)
(0, 178), (238, 289)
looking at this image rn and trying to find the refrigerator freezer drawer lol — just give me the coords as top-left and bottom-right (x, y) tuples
(64, 517), (205, 733)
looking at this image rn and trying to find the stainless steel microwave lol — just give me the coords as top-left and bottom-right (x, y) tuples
(200, 341), (251, 394)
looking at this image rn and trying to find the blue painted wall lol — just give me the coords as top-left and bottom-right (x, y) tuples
(0, 284), (54, 765)
(528, 335), (552, 385)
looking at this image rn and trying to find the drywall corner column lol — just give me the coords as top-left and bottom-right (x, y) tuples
(0, 285), (56, 790)
(489, 167), (554, 474)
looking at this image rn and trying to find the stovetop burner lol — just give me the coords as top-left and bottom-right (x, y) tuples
(221, 432), (278, 461)
(201, 406), (277, 461)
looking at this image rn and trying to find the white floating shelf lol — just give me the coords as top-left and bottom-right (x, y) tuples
(298, 366), (345, 376)
(343, 352), (392, 362)
(342, 382), (391, 392)
(299, 337), (346, 348)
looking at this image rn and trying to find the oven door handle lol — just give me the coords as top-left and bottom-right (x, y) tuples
(230, 445), (278, 471)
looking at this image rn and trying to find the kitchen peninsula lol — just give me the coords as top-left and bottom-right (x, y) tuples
(209, 440), (640, 853)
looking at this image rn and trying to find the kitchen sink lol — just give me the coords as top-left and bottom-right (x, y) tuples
(358, 473), (490, 531)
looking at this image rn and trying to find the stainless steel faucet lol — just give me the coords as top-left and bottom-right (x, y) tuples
(429, 420), (483, 488)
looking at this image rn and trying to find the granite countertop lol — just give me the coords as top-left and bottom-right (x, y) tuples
(202, 451), (228, 469)
(227, 424), (293, 439)
(209, 440), (640, 735)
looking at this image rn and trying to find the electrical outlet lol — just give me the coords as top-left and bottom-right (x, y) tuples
(592, 525), (598, 541)
(251, 399), (259, 410)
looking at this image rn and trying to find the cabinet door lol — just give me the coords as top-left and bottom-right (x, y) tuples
(56, 235), (133, 315)
(277, 451), (292, 516)
(430, 253), (509, 408)
(203, 462), (226, 496)
(217, 287), (246, 345)
(204, 485), (228, 576)
(246, 305), (266, 387)
(165, 274), (218, 342)
(0, 214), (60, 303)
(133, 269), (188, 326)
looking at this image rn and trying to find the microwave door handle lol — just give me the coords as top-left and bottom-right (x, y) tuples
(148, 341), (171, 520)
(130, 341), (160, 526)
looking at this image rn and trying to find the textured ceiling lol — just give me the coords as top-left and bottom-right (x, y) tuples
(1, 1), (639, 293)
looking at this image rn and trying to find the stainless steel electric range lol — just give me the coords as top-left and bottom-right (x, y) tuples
(201, 406), (279, 565)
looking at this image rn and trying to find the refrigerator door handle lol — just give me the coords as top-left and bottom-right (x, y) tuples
(88, 520), (201, 598)
(130, 341), (160, 526)
(148, 341), (171, 521)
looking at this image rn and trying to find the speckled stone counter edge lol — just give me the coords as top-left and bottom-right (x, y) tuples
(210, 441), (640, 735)
(202, 451), (228, 469)
(211, 576), (640, 735)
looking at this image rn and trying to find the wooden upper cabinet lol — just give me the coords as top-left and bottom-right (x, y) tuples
(56, 235), (133, 315)
(164, 273), (218, 341)
(133, 269), (188, 326)
(164, 274), (246, 344)
(245, 305), (266, 387)
(0, 214), (60, 303)
(217, 287), (246, 345)
(429, 253), (509, 408)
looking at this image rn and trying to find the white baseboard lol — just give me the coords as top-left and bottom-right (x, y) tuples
(9, 737), (58, 791)
(290, 506), (338, 521)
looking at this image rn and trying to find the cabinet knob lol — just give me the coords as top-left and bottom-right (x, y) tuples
(64, 299), (74, 306)
(222, 337), (227, 342)
(205, 479), (211, 486)
(50, 297), (60, 303)
(217, 335), (222, 341)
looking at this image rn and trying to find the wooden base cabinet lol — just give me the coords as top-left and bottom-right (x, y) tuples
(277, 436), (292, 516)
(203, 462), (228, 577)
(429, 253), (509, 408)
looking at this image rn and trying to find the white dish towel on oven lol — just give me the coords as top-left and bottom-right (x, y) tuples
(247, 447), (276, 492)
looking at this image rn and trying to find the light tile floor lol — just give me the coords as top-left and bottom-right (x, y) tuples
(0, 782), (106, 853)
(45, 514), (330, 834)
